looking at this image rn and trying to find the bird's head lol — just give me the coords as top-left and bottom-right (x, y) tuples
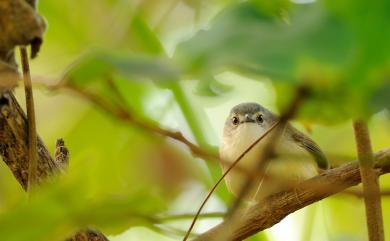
(223, 103), (278, 139)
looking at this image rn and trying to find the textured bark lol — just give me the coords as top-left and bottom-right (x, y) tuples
(0, 0), (46, 60)
(0, 89), (109, 241)
(65, 230), (109, 241)
(0, 91), (57, 189)
(192, 149), (390, 241)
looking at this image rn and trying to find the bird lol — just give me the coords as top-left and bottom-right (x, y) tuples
(219, 102), (328, 201)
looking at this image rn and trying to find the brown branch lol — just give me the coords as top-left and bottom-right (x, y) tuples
(353, 120), (384, 241)
(53, 83), (220, 162)
(41, 80), (253, 175)
(20, 46), (38, 192)
(192, 148), (390, 241)
(0, 91), (59, 188)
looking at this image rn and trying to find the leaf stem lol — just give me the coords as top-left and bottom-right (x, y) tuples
(168, 82), (211, 149)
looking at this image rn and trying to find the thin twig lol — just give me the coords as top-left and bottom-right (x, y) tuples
(105, 77), (131, 110)
(20, 46), (38, 192)
(192, 148), (390, 241)
(59, 83), (219, 161)
(353, 120), (384, 241)
(157, 212), (224, 222)
(45, 83), (256, 174)
(40, 80), (252, 174)
(182, 121), (280, 241)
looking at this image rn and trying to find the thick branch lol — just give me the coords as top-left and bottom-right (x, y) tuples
(192, 148), (390, 241)
(0, 91), (58, 189)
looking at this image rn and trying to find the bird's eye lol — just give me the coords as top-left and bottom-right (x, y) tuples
(256, 114), (264, 123)
(232, 116), (239, 125)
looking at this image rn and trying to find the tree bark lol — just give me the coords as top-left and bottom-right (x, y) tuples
(0, 0), (109, 240)
(0, 91), (58, 189)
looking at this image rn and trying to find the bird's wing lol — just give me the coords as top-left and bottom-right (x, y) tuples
(288, 125), (329, 170)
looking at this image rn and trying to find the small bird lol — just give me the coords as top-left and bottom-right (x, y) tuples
(220, 103), (328, 201)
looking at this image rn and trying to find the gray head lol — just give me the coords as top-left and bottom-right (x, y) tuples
(224, 103), (278, 137)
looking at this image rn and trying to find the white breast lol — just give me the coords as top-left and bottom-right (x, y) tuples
(220, 123), (317, 200)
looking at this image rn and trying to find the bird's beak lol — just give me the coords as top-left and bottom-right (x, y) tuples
(244, 114), (255, 123)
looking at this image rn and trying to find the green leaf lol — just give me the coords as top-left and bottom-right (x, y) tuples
(0, 107), (203, 241)
(61, 50), (180, 119)
(370, 79), (390, 112)
(174, 2), (353, 82)
(174, 1), (390, 123)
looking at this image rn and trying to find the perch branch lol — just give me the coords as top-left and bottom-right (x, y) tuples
(192, 148), (390, 241)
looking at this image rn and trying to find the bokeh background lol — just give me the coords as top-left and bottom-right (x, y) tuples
(0, 0), (390, 240)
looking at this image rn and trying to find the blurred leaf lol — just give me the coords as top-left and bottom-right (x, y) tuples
(194, 77), (233, 96)
(127, 13), (165, 55)
(174, 1), (353, 82)
(0, 107), (202, 241)
(64, 51), (178, 85)
(174, 1), (390, 123)
(369, 77), (390, 112)
(62, 50), (179, 119)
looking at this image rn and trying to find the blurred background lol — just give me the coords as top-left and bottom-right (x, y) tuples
(0, 0), (390, 240)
